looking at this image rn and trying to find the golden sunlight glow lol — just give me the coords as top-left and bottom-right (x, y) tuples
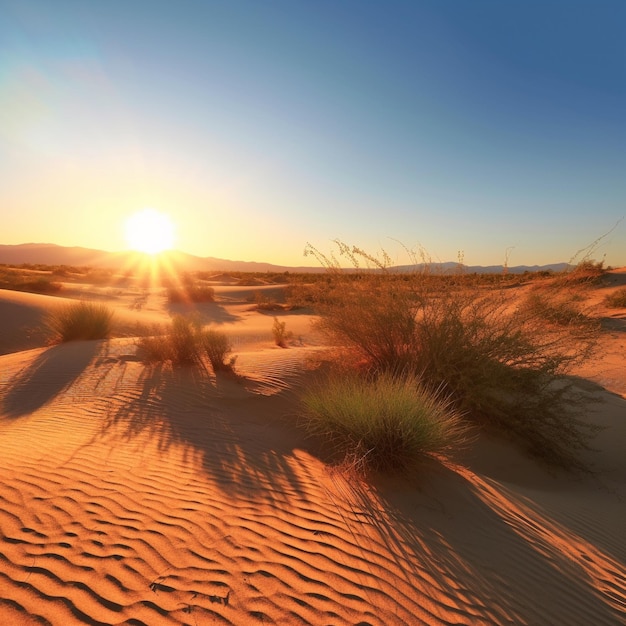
(124, 208), (175, 254)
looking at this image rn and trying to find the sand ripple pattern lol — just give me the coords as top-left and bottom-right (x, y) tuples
(1, 343), (625, 625)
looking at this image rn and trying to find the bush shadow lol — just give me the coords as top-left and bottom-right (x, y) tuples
(1, 340), (101, 418)
(92, 361), (313, 506)
(167, 301), (241, 324)
(323, 460), (625, 624)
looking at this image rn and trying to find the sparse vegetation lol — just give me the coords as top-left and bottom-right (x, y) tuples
(47, 301), (114, 342)
(166, 274), (215, 303)
(556, 259), (606, 286)
(272, 317), (293, 348)
(299, 241), (601, 471)
(137, 315), (234, 371)
(604, 287), (626, 308)
(0, 267), (63, 294)
(202, 328), (235, 371)
(302, 371), (470, 473)
(253, 290), (285, 311)
(521, 290), (595, 327)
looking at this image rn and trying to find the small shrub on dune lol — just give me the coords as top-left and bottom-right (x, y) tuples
(272, 317), (293, 347)
(301, 372), (469, 473)
(253, 291), (285, 311)
(47, 301), (114, 342)
(166, 274), (215, 304)
(409, 291), (600, 469)
(135, 326), (172, 363)
(137, 316), (234, 371)
(521, 291), (594, 327)
(18, 278), (63, 294)
(167, 284), (215, 303)
(137, 316), (201, 365)
(201, 328), (234, 371)
(557, 259), (605, 286)
(167, 315), (203, 364)
(604, 287), (626, 308)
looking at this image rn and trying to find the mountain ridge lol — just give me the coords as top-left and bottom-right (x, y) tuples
(0, 243), (571, 275)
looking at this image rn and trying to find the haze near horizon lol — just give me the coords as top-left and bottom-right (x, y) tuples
(1, 1), (625, 268)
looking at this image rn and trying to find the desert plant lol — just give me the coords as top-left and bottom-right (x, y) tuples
(409, 290), (600, 469)
(137, 316), (235, 371)
(21, 278), (63, 294)
(166, 274), (215, 303)
(520, 291), (594, 327)
(272, 317), (293, 347)
(0, 268), (63, 295)
(556, 260), (606, 286)
(301, 371), (469, 473)
(253, 290), (284, 311)
(604, 287), (626, 308)
(135, 325), (172, 363)
(47, 301), (114, 342)
(201, 328), (234, 371)
(302, 241), (601, 470)
(137, 315), (201, 365)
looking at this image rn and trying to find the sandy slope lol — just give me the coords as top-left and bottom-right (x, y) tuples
(0, 279), (625, 625)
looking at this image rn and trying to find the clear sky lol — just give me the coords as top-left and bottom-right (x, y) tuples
(1, 0), (625, 267)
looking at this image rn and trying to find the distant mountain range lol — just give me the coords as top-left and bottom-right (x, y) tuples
(0, 243), (571, 275)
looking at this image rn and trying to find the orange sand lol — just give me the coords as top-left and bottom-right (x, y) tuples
(1, 273), (625, 625)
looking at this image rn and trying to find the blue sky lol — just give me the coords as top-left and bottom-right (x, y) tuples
(1, 0), (625, 267)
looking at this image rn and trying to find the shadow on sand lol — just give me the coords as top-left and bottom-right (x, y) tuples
(167, 301), (242, 324)
(90, 361), (312, 507)
(81, 354), (626, 623)
(324, 452), (626, 625)
(1, 340), (101, 418)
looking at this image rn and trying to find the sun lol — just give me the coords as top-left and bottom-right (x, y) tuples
(124, 208), (175, 254)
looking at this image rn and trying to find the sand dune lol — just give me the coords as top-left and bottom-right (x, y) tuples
(1, 277), (625, 625)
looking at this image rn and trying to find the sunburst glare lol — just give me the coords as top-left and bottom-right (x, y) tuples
(124, 208), (176, 255)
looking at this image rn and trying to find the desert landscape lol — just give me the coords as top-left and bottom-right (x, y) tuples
(3, 1), (625, 623)
(0, 259), (625, 626)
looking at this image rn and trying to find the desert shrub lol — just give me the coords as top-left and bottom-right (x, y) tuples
(557, 259), (605, 286)
(167, 284), (215, 304)
(604, 287), (626, 308)
(137, 316), (234, 371)
(166, 274), (215, 303)
(201, 328), (234, 371)
(301, 371), (469, 473)
(253, 291), (284, 311)
(409, 290), (600, 469)
(520, 291), (594, 327)
(135, 326), (172, 363)
(21, 278), (63, 294)
(166, 315), (202, 364)
(0, 268), (62, 295)
(47, 301), (114, 342)
(303, 241), (601, 470)
(85, 268), (114, 284)
(272, 317), (293, 347)
(137, 315), (201, 365)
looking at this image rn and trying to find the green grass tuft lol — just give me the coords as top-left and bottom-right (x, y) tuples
(47, 301), (114, 342)
(302, 372), (469, 473)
